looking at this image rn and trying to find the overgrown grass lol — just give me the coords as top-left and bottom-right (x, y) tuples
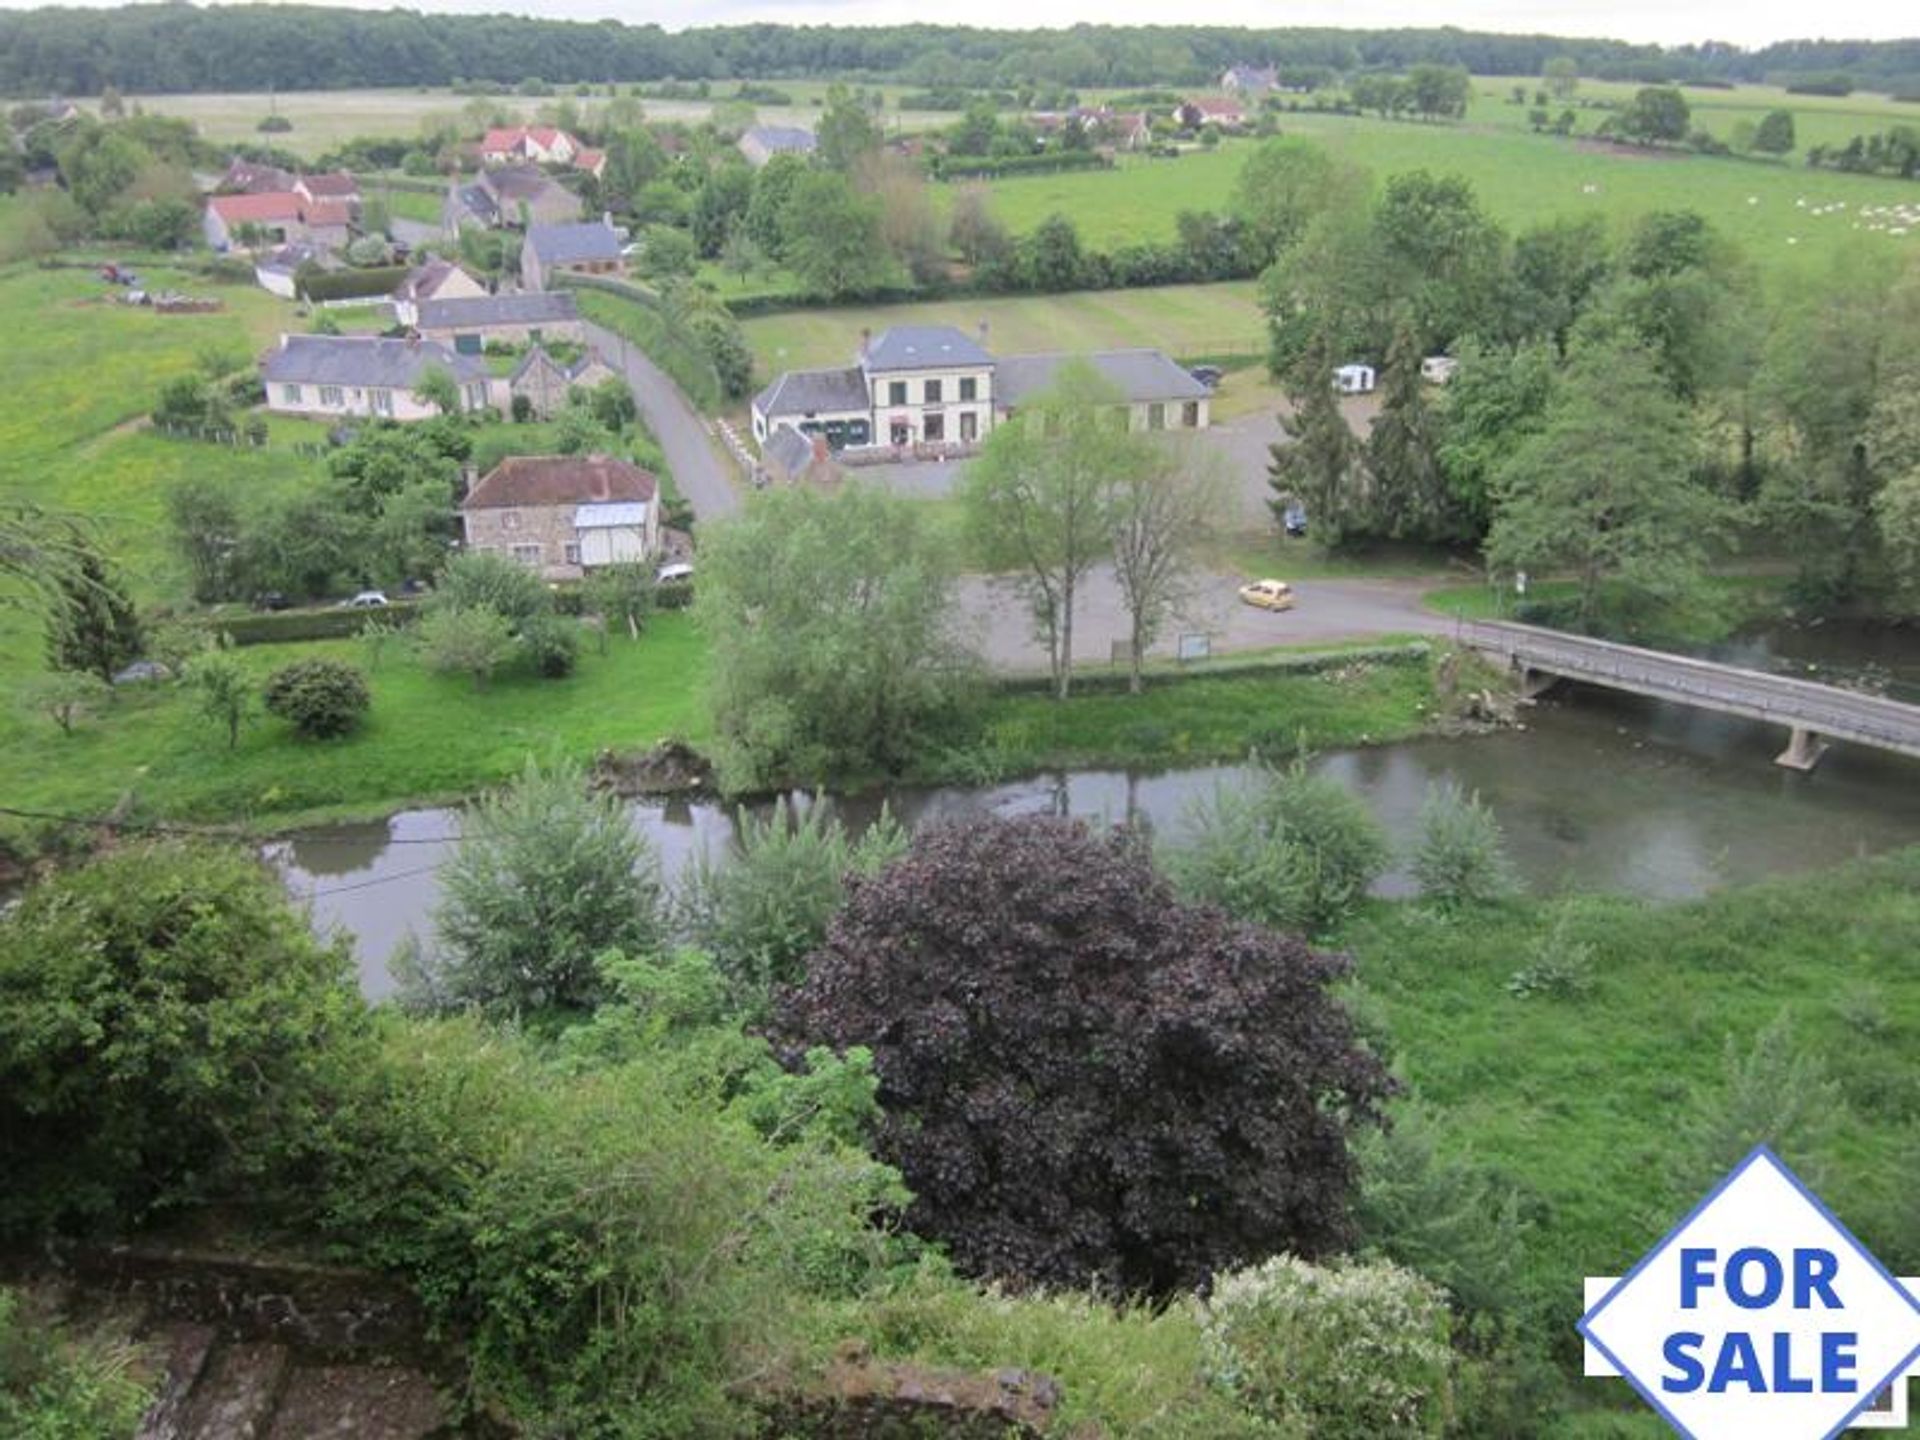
(1422, 573), (1786, 645)
(0, 617), (708, 830)
(573, 286), (725, 411)
(1348, 846), (1920, 1379)
(937, 646), (1440, 778)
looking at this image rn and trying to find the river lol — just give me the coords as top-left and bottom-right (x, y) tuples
(274, 619), (1920, 999)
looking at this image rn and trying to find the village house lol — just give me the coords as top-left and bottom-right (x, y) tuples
(474, 164), (584, 230)
(751, 325), (1211, 456)
(759, 425), (843, 488)
(1219, 64), (1280, 95)
(737, 126), (818, 168)
(481, 125), (581, 167)
(261, 335), (494, 421)
(390, 258), (489, 327)
(252, 241), (325, 299)
(219, 158), (296, 194)
(1175, 97), (1248, 131)
(460, 454), (661, 579)
(294, 172), (361, 211)
(417, 291), (585, 353)
(521, 219), (626, 291)
(507, 344), (619, 419)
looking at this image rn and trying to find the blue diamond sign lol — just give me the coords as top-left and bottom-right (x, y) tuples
(1580, 1147), (1920, 1439)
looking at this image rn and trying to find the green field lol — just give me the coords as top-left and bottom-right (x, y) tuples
(982, 118), (1920, 281)
(741, 281), (1267, 373)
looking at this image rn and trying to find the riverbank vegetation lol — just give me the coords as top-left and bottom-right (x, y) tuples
(5, 769), (1916, 1435)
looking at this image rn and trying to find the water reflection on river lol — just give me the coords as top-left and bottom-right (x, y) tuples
(272, 676), (1920, 1000)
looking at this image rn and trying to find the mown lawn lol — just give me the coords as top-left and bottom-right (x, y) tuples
(1, 615), (709, 828)
(1352, 846), (1920, 1373)
(981, 119), (1920, 281)
(742, 281), (1267, 373)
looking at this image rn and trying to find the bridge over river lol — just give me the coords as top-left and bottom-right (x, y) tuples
(1456, 621), (1920, 771)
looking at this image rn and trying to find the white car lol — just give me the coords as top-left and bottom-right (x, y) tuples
(342, 590), (390, 609)
(655, 563), (693, 584)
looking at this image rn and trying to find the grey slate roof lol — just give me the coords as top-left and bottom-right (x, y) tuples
(262, 335), (487, 388)
(863, 326), (993, 373)
(741, 125), (817, 154)
(483, 164), (564, 203)
(762, 424), (815, 472)
(527, 221), (623, 266)
(994, 349), (1211, 406)
(754, 366), (869, 418)
(455, 185), (500, 225)
(419, 291), (579, 330)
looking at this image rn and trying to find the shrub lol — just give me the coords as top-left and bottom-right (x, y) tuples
(518, 613), (579, 678)
(434, 549), (552, 626)
(1410, 781), (1519, 908)
(1672, 1010), (1843, 1195)
(263, 658), (371, 739)
(256, 113), (293, 132)
(0, 1287), (155, 1436)
(19, 671), (108, 736)
(0, 843), (361, 1236)
(678, 798), (905, 1007)
(408, 759), (666, 1016)
(1168, 759), (1390, 935)
(774, 813), (1391, 1294)
(415, 604), (516, 691)
(1199, 1254), (1454, 1438)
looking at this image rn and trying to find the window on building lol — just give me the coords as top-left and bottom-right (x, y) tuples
(959, 377), (977, 402)
(563, 542), (581, 565)
(1148, 402), (1166, 430)
(889, 381), (908, 406)
(281, 384), (303, 404)
(510, 544), (542, 568)
(1182, 401), (1200, 428)
(960, 412), (978, 443)
(924, 412), (945, 443)
(465, 382), (488, 410)
(924, 378), (943, 403)
(319, 385), (344, 407)
(370, 388), (394, 416)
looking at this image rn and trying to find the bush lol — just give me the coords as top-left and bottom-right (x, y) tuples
(407, 759), (666, 1016)
(1168, 759), (1390, 935)
(1199, 1254), (1454, 1438)
(257, 113), (293, 132)
(415, 604), (516, 690)
(0, 1287), (155, 1437)
(1410, 782), (1519, 908)
(774, 813), (1391, 1295)
(0, 843), (361, 1236)
(435, 549), (551, 626)
(296, 264), (410, 304)
(678, 797), (905, 1006)
(263, 658), (371, 739)
(519, 613), (579, 678)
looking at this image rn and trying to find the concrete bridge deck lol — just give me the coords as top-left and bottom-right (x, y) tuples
(1455, 620), (1920, 770)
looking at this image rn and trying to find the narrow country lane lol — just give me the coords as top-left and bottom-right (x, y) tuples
(584, 320), (741, 520)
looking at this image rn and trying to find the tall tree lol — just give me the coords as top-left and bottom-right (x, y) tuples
(1231, 137), (1362, 269)
(963, 362), (1126, 698)
(1106, 443), (1227, 692)
(772, 813), (1392, 1296)
(779, 171), (888, 299)
(815, 82), (881, 172)
(1268, 337), (1364, 549)
(695, 483), (977, 790)
(44, 543), (141, 685)
(1616, 86), (1690, 145)
(1752, 109), (1796, 156)
(1487, 333), (1726, 628)
(1366, 316), (1452, 541)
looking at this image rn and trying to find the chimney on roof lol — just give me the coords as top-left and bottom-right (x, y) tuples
(977, 320), (989, 350)
(859, 327), (872, 361)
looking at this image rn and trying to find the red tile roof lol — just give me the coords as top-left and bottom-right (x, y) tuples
(209, 191), (304, 223)
(464, 455), (658, 510)
(299, 171), (359, 197)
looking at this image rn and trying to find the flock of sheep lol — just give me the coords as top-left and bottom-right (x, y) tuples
(1779, 195), (1918, 243)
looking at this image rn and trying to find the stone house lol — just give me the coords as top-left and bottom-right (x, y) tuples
(521, 220), (626, 292)
(737, 126), (817, 167)
(417, 291), (584, 352)
(995, 350), (1212, 433)
(461, 454), (661, 579)
(390, 259), (488, 327)
(508, 345), (619, 419)
(477, 165), (583, 230)
(261, 335), (495, 421)
(760, 425), (843, 487)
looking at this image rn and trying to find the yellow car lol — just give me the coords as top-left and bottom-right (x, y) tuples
(1237, 579), (1296, 612)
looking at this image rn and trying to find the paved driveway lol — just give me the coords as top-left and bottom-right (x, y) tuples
(584, 320), (741, 520)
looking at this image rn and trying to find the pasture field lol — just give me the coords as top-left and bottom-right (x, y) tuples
(983, 120), (1920, 280)
(741, 281), (1266, 373)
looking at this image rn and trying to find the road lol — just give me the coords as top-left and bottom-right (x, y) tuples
(960, 569), (1449, 672)
(584, 320), (741, 521)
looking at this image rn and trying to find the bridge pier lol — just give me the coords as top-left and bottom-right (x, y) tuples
(1776, 726), (1830, 772)
(1518, 665), (1560, 700)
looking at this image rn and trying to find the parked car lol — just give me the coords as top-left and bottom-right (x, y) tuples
(1188, 364), (1224, 389)
(341, 590), (389, 609)
(251, 591), (292, 612)
(655, 563), (694, 585)
(1283, 503), (1308, 538)
(1237, 578), (1296, 613)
